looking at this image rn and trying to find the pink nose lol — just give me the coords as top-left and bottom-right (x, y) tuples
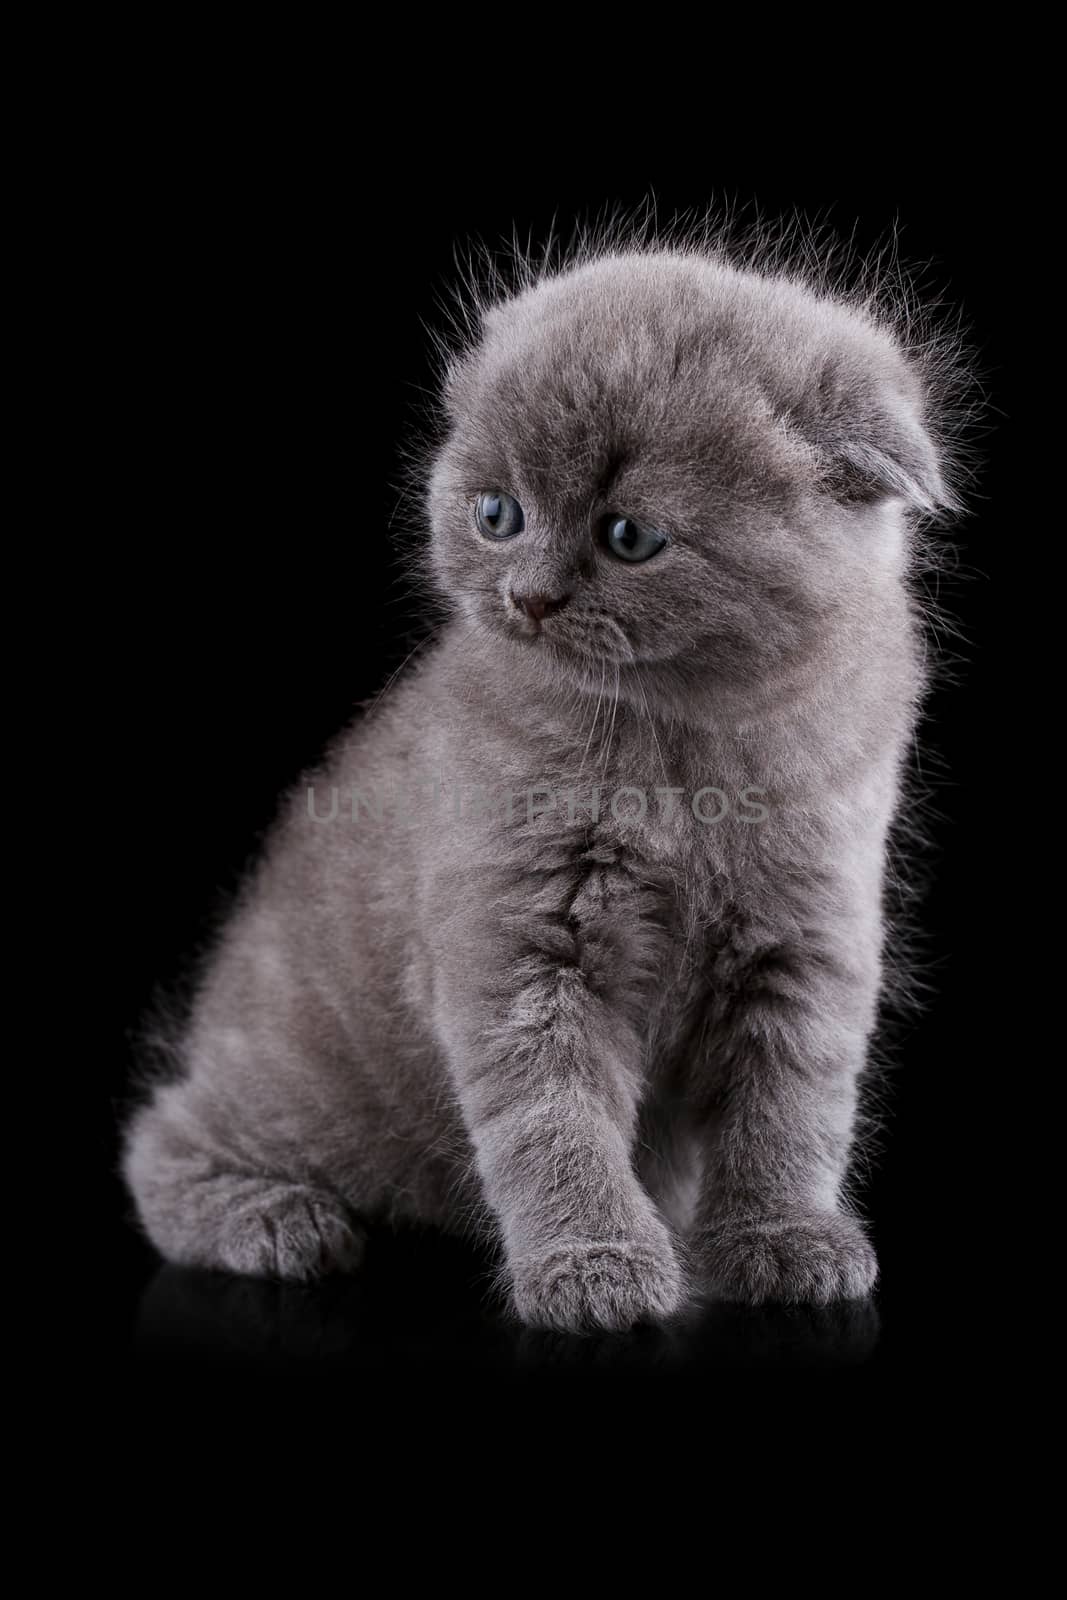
(511, 591), (570, 622)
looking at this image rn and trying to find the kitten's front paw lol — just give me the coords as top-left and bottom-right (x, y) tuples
(511, 1237), (684, 1333)
(703, 1210), (877, 1306)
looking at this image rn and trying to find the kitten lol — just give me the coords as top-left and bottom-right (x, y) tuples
(123, 220), (968, 1332)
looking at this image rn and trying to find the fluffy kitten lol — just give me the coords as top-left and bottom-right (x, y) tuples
(123, 221), (967, 1331)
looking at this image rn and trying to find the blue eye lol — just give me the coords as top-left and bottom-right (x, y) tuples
(476, 491), (525, 540)
(603, 515), (668, 564)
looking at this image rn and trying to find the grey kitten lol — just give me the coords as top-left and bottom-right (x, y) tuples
(123, 221), (968, 1332)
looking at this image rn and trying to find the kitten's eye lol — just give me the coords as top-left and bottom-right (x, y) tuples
(476, 491), (525, 540)
(602, 515), (668, 564)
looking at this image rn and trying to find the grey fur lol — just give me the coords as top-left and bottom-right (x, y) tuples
(123, 216), (971, 1331)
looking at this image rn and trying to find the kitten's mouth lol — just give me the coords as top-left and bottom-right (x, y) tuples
(505, 613), (582, 651)
(496, 594), (642, 666)
(511, 616), (551, 641)
(505, 590), (570, 640)
(502, 617), (641, 670)
(503, 603), (568, 647)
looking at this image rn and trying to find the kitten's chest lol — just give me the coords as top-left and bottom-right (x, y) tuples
(555, 783), (751, 998)
(468, 705), (778, 943)
(537, 716), (757, 851)
(571, 731), (760, 902)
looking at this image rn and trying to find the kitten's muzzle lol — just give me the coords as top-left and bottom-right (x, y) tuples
(509, 589), (571, 625)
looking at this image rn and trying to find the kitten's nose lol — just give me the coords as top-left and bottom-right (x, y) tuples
(510, 590), (570, 622)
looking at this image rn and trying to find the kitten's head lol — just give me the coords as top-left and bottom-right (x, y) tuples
(426, 243), (963, 703)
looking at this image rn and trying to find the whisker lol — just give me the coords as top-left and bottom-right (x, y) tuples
(577, 655), (607, 778)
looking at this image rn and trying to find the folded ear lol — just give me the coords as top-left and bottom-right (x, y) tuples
(805, 357), (958, 515)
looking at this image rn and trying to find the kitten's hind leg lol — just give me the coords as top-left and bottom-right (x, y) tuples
(122, 1093), (366, 1282)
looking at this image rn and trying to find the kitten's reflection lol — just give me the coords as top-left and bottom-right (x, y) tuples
(135, 1230), (880, 1373)
(690, 1295), (881, 1368)
(136, 1230), (516, 1371)
(515, 1297), (880, 1372)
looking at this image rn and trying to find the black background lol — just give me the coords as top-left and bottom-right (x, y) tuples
(100, 122), (1010, 1400)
